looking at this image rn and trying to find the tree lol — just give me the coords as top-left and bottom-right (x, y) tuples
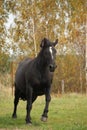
(0, 0), (7, 51)
(86, 15), (87, 93)
(0, 0), (86, 93)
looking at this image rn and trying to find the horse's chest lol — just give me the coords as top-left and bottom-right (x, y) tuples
(40, 76), (47, 83)
(34, 78), (49, 87)
(41, 71), (50, 80)
(31, 73), (51, 96)
(34, 81), (47, 96)
(30, 70), (51, 89)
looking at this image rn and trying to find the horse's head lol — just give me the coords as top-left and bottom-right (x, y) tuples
(40, 38), (58, 72)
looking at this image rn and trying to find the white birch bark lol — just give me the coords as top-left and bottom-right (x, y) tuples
(32, 19), (37, 57)
(32, 1), (37, 57)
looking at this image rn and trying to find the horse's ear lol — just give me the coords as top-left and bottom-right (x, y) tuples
(40, 38), (47, 48)
(53, 39), (58, 46)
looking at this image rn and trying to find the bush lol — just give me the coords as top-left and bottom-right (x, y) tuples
(0, 53), (10, 73)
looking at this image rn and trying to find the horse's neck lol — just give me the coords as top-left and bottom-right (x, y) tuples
(36, 54), (48, 72)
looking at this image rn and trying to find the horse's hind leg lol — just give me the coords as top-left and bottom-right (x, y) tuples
(12, 88), (19, 118)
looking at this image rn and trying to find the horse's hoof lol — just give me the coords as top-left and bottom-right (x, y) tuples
(26, 122), (32, 125)
(41, 116), (47, 122)
(26, 119), (32, 125)
(12, 114), (17, 119)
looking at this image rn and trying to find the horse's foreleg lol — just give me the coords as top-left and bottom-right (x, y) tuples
(41, 87), (51, 122)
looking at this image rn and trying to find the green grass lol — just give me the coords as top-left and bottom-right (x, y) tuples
(0, 90), (87, 130)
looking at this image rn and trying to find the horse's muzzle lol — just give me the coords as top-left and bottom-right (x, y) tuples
(49, 64), (57, 72)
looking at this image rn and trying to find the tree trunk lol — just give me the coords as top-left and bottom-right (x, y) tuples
(44, 0), (48, 38)
(61, 80), (65, 94)
(85, 15), (87, 94)
(11, 61), (14, 96)
(32, 19), (37, 57)
(32, 1), (37, 57)
(80, 68), (82, 94)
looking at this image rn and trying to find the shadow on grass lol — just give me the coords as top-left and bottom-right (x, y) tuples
(0, 114), (43, 129)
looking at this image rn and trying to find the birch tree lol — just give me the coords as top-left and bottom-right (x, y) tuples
(86, 14), (87, 93)
(1, 0), (86, 92)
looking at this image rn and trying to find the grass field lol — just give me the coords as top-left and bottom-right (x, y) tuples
(0, 89), (87, 130)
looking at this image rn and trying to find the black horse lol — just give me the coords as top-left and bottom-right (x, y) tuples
(12, 38), (58, 124)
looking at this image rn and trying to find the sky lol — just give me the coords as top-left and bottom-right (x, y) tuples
(5, 13), (16, 29)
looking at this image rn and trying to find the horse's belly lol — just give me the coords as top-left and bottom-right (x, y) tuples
(36, 89), (45, 96)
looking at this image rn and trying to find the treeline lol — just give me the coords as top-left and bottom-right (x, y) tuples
(0, 0), (86, 93)
(52, 55), (85, 93)
(0, 53), (85, 93)
(0, 52), (10, 73)
(1, 0), (86, 56)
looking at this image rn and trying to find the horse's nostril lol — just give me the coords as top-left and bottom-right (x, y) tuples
(49, 64), (57, 72)
(49, 64), (53, 69)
